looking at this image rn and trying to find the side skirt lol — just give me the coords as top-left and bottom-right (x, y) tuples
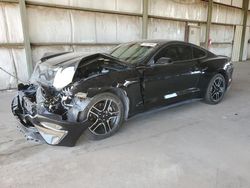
(127, 98), (203, 120)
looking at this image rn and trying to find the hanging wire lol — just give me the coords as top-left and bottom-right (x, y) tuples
(0, 67), (28, 83)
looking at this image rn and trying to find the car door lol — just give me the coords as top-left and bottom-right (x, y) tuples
(142, 44), (202, 107)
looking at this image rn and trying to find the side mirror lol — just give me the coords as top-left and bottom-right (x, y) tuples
(155, 57), (172, 65)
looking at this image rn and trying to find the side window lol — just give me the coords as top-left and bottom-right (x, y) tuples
(153, 44), (194, 64)
(154, 46), (179, 63)
(193, 47), (206, 58)
(165, 47), (179, 61)
(175, 45), (192, 61)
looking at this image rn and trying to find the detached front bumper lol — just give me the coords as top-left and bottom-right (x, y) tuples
(11, 91), (90, 147)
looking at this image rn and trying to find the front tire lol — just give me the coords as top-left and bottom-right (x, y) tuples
(204, 73), (226, 104)
(79, 92), (125, 140)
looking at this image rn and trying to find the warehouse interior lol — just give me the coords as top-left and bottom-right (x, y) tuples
(1, 0), (250, 188)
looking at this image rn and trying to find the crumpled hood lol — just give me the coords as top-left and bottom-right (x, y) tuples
(30, 52), (89, 90)
(30, 52), (127, 90)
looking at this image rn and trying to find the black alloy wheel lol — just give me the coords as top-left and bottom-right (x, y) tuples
(87, 99), (120, 135)
(79, 92), (124, 140)
(205, 73), (226, 104)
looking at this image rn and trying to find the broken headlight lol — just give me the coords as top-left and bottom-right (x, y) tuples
(53, 66), (76, 90)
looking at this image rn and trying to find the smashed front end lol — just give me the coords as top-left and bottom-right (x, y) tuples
(11, 54), (92, 147)
(11, 83), (91, 146)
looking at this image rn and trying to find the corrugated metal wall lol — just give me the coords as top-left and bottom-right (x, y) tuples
(0, 0), (249, 90)
(0, 2), (29, 89)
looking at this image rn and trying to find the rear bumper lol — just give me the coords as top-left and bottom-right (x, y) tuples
(11, 92), (90, 147)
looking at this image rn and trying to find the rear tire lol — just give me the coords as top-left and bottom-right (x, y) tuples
(204, 73), (226, 104)
(78, 92), (125, 140)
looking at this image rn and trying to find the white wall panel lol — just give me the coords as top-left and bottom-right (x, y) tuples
(0, 48), (28, 90)
(29, 0), (142, 13)
(70, 0), (116, 11)
(96, 13), (141, 43)
(247, 12), (250, 26)
(200, 24), (206, 43)
(232, 0), (243, 8)
(214, 0), (242, 8)
(0, 49), (17, 89)
(95, 13), (117, 43)
(213, 0), (231, 5)
(116, 0), (142, 13)
(210, 25), (234, 43)
(148, 19), (185, 41)
(31, 46), (72, 63)
(116, 16), (142, 42)
(71, 11), (96, 43)
(0, 5), (7, 43)
(199, 24), (234, 44)
(28, 0), (69, 6)
(12, 49), (29, 82)
(72, 0), (142, 13)
(225, 7), (243, 25)
(0, 3), (23, 43)
(28, 6), (142, 44)
(212, 5), (243, 25)
(149, 0), (207, 21)
(27, 6), (71, 43)
(209, 44), (232, 57)
(188, 25), (200, 46)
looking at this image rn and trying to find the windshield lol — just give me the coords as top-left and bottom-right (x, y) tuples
(109, 42), (158, 64)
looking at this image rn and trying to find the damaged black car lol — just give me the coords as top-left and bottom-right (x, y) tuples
(11, 40), (234, 146)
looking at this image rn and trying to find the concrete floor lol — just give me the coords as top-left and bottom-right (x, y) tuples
(0, 62), (250, 188)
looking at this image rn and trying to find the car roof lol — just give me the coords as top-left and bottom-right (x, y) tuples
(125, 39), (199, 47)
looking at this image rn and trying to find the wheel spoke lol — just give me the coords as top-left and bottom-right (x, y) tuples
(103, 99), (112, 111)
(211, 88), (216, 95)
(213, 83), (218, 90)
(212, 92), (218, 100)
(109, 111), (119, 116)
(212, 92), (216, 100)
(93, 106), (102, 113)
(102, 122), (108, 133)
(217, 79), (221, 87)
(108, 116), (117, 123)
(106, 120), (112, 131)
(216, 92), (219, 100)
(92, 122), (103, 132)
(218, 89), (223, 94)
(89, 110), (98, 118)
(89, 119), (99, 130)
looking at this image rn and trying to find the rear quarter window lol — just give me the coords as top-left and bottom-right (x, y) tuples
(176, 45), (192, 61)
(193, 47), (206, 59)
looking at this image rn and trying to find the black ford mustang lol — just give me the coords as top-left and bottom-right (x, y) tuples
(11, 40), (234, 146)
